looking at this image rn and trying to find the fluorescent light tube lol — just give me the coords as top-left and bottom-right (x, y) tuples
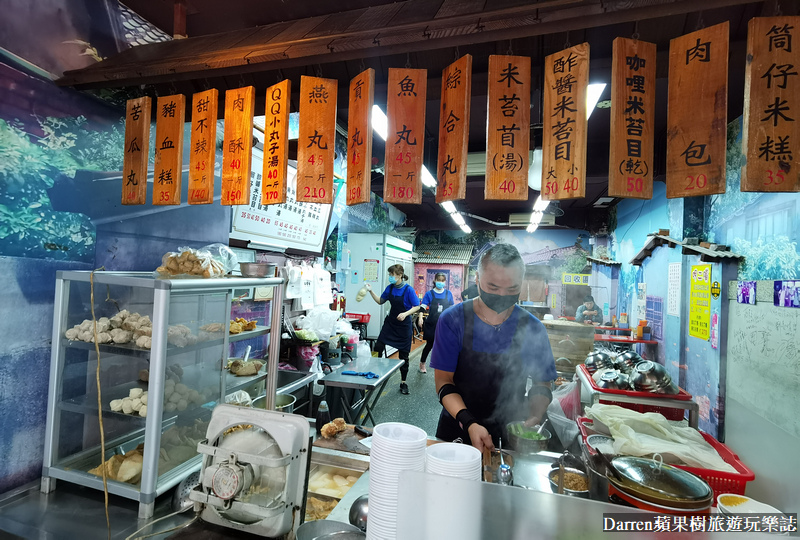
(421, 166), (438, 188)
(452, 213), (466, 226)
(460, 224), (472, 234)
(441, 201), (457, 214)
(586, 83), (606, 119)
(533, 195), (549, 212)
(372, 105), (388, 140)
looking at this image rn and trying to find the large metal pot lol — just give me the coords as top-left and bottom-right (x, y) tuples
(606, 456), (713, 511)
(296, 520), (365, 539)
(252, 393), (297, 413)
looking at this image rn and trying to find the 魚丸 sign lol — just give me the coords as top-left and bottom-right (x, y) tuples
(742, 17), (800, 193)
(384, 68), (426, 205)
(609, 38), (656, 200)
(562, 273), (591, 285)
(298, 76), (337, 204)
(122, 96), (151, 205)
(689, 264), (712, 340)
(153, 94), (185, 206)
(543, 44), (589, 201)
(437, 55), (471, 203)
(262, 80), (290, 206)
(346, 69), (374, 206)
(188, 89), (217, 205)
(667, 23), (729, 198)
(221, 86), (255, 206)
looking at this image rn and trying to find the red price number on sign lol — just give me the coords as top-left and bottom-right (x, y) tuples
(263, 190), (280, 201)
(267, 169), (280, 179)
(159, 191), (170, 202)
(391, 186), (414, 199)
(499, 180), (516, 193)
(544, 181), (559, 195)
(308, 155), (324, 165)
(627, 177), (644, 193)
(684, 174), (708, 191)
(230, 159), (241, 170)
(190, 189), (207, 200)
(440, 183), (454, 197)
(303, 186), (326, 199)
(225, 190), (243, 204)
(396, 152), (412, 164)
(126, 191), (137, 200)
(349, 186), (362, 200)
(562, 177), (579, 193)
(195, 161), (206, 171)
(765, 170), (785, 186)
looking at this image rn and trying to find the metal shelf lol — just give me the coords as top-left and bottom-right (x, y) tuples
(229, 325), (270, 342)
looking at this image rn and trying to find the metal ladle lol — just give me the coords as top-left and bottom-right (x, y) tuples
(497, 438), (513, 486)
(536, 418), (549, 435)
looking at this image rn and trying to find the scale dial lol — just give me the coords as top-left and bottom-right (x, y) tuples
(212, 464), (244, 500)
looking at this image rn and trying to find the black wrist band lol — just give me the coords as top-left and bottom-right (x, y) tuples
(437, 383), (459, 404)
(529, 384), (553, 401)
(456, 409), (478, 431)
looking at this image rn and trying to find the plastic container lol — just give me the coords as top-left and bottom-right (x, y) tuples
(344, 312), (371, 323)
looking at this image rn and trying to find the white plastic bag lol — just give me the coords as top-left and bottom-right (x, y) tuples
(300, 263), (315, 310)
(225, 390), (253, 407)
(285, 261), (303, 299)
(356, 341), (371, 359)
(310, 355), (325, 396)
(303, 308), (340, 340)
(155, 243), (237, 278)
(545, 380), (581, 449)
(313, 263), (334, 306)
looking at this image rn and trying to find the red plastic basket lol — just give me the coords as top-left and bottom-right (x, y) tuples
(577, 417), (755, 505)
(344, 312), (371, 323)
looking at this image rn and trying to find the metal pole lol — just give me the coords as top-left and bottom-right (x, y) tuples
(264, 274), (287, 411)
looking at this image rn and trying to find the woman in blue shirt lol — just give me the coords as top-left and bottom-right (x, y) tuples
(418, 273), (454, 374)
(365, 264), (420, 395)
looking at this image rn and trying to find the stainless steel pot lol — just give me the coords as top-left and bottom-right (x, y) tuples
(252, 393), (297, 413)
(296, 520), (365, 540)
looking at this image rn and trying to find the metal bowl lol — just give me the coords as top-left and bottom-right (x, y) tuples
(506, 423), (551, 454)
(630, 361), (672, 391)
(239, 262), (277, 277)
(615, 351), (642, 374)
(584, 352), (612, 374)
(548, 467), (590, 498)
(596, 370), (631, 390)
(348, 494), (368, 531)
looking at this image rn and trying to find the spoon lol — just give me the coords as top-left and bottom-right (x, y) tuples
(497, 438), (513, 486)
(243, 345), (251, 363)
(537, 418), (549, 434)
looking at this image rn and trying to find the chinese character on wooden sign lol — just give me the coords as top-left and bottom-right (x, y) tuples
(347, 69), (374, 206)
(667, 22), (729, 198)
(609, 38), (656, 200)
(742, 16), (800, 193)
(221, 86), (255, 206)
(122, 96), (151, 205)
(542, 44), (589, 201)
(486, 55), (530, 201)
(153, 94), (185, 205)
(437, 55), (471, 203)
(262, 80), (291, 205)
(384, 68), (426, 204)
(298, 76), (337, 204)
(188, 89), (217, 205)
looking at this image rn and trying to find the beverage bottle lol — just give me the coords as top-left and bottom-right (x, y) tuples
(316, 400), (331, 437)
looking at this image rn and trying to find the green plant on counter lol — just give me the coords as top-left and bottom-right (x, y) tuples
(732, 236), (800, 280)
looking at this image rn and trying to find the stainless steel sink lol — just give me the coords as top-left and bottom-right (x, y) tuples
(275, 369), (317, 395)
(506, 450), (560, 493)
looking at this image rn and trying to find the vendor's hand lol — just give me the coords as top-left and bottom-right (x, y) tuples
(396, 313), (407, 322)
(467, 424), (495, 454)
(523, 416), (542, 429)
(364, 284), (372, 291)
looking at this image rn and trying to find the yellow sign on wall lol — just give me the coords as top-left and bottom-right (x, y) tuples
(562, 273), (590, 285)
(689, 264), (712, 340)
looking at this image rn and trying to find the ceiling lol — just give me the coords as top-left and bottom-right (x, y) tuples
(63, 0), (794, 232)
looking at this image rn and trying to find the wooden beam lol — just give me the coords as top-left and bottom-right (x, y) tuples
(58, 0), (759, 89)
(174, 0), (187, 39)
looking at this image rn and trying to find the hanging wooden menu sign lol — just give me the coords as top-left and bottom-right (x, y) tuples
(298, 76), (337, 204)
(384, 68), (426, 204)
(742, 17), (800, 193)
(609, 38), (656, 200)
(542, 44), (589, 201)
(486, 55), (530, 201)
(221, 86), (255, 206)
(122, 96), (151, 205)
(188, 89), (217, 204)
(346, 69), (374, 206)
(153, 94), (185, 206)
(437, 55), (472, 203)
(262, 80), (291, 205)
(667, 22), (729, 198)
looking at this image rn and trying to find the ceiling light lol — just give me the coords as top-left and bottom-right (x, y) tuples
(593, 196), (615, 207)
(586, 83), (606, 119)
(441, 201), (457, 214)
(371, 105), (388, 140)
(526, 223), (538, 234)
(421, 166), (438, 188)
(460, 224), (472, 234)
(533, 195), (549, 212)
(528, 148), (543, 191)
(530, 211), (543, 225)
(452, 213), (466, 226)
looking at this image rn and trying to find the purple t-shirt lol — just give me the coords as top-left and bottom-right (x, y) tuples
(430, 303), (557, 383)
(380, 283), (420, 310)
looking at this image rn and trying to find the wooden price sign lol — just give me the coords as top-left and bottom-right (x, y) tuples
(188, 89), (217, 204)
(667, 22), (729, 198)
(609, 38), (656, 200)
(298, 76), (337, 204)
(486, 55), (530, 201)
(346, 69), (374, 206)
(262, 80), (291, 205)
(437, 55), (472, 203)
(221, 86), (255, 206)
(122, 96), (151, 205)
(742, 16), (800, 193)
(542, 44), (589, 201)
(153, 94), (185, 206)
(384, 68), (426, 205)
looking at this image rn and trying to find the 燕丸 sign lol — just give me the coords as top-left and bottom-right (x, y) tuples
(298, 76), (337, 204)
(742, 17), (800, 193)
(188, 89), (217, 205)
(153, 94), (185, 206)
(221, 86), (255, 206)
(122, 96), (151, 205)
(667, 23), (729, 198)
(262, 80), (290, 206)
(437, 55), (472, 203)
(384, 68), (426, 204)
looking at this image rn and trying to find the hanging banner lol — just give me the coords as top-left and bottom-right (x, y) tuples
(384, 68), (426, 205)
(153, 94), (185, 206)
(667, 22), (729, 198)
(609, 38), (656, 200)
(486, 55), (530, 201)
(221, 86), (255, 206)
(689, 264), (712, 340)
(437, 55), (472, 203)
(262, 80), (291, 205)
(298, 76), (337, 204)
(188, 89), (217, 205)
(346, 69), (374, 206)
(742, 16), (800, 193)
(542, 43), (589, 201)
(122, 96), (151, 205)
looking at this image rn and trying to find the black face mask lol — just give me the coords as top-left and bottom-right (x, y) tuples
(478, 286), (519, 313)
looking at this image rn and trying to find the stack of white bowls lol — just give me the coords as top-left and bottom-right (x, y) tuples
(367, 422), (427, 540)
(424, 442), (482, 481)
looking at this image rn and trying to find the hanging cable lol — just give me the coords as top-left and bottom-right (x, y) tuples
(564, 32), (571, 49)
(90, 268), (111, 540)
(632, 21), (640, 41)
(405, 53), (412, 69)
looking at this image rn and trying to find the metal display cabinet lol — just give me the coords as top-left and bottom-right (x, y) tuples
(41, 271), (285, 518)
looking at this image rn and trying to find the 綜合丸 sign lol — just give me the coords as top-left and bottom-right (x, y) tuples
(437, 55), (472, 203)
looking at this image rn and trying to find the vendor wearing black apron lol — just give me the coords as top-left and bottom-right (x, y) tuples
(418, 272), (454, 374)
(365, 264), (420, 395)
(429, 244), (557, 452)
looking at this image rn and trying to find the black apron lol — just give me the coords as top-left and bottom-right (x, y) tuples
(423, 290), (453, 341)
(377, 284), (413, 352)
(435, 300), (531, 446)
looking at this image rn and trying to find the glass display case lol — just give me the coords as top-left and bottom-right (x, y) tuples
(40, 271), (285, 518)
